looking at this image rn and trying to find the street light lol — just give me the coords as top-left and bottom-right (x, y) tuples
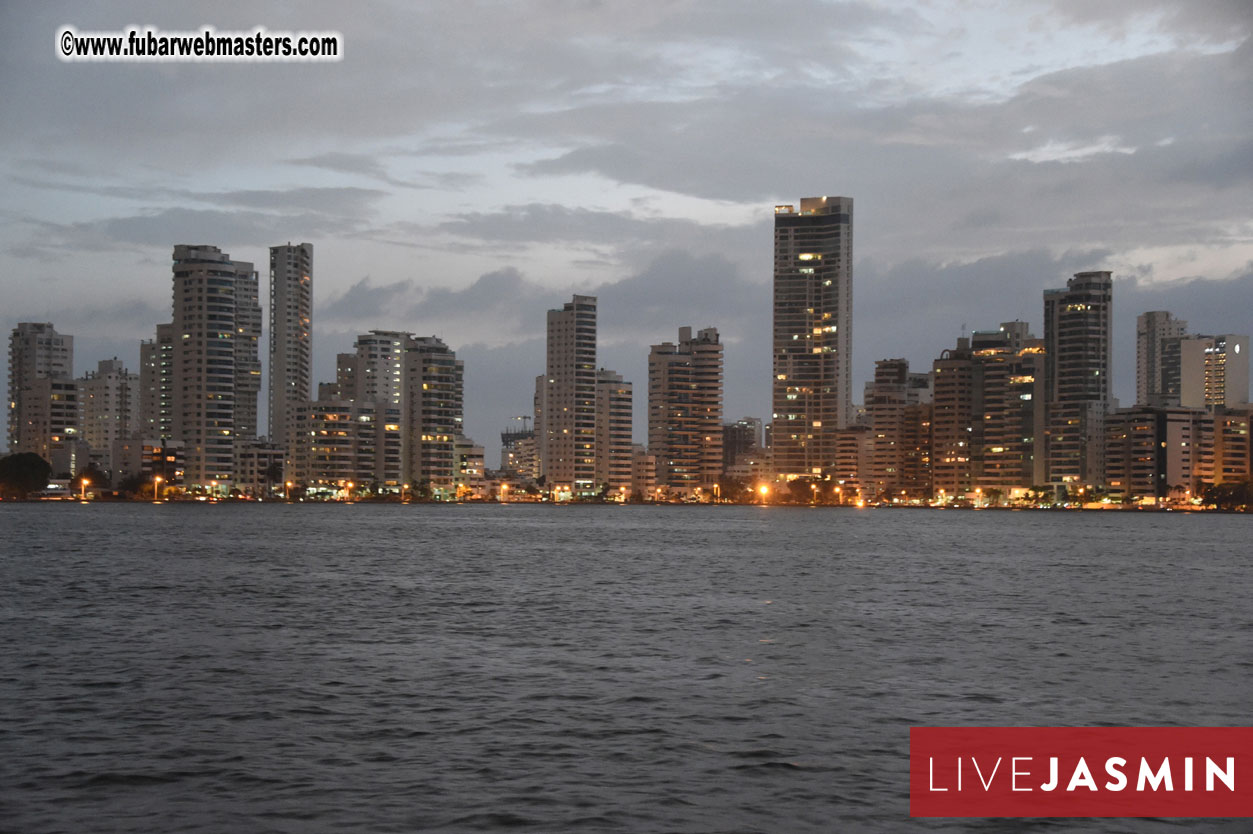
(500, 483), (509, 503)
(210, 479), (218, 501)
(285, 481), (293, 501)
(758, 484), (769, 503)
(80, 478), (90, 501)
(154, 474), (163, 503)
(346, 481), (354, 501)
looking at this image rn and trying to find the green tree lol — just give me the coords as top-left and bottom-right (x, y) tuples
(1203, 480), (1250, 512)
(0, 453), (53, 499)
(117, 473), (149, 498)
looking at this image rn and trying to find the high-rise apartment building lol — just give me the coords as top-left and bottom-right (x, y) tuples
(268, 243), (313, 448)
(538, 295), (597, 498)
(1179, 334), (1249, 409)
(595, 369), (633, 497)
(304, 331), (466, 497)
(7, 322), (74, 458)
(1105, 407), (1202, 502)
(864, 358), (931, 499)
(139, 323), (174, 440)
(722, 416), (764, 476)
(170, 244), (261, 485)
(648, 326), (724, 496)
(972, 326), (1047, 492)
(405, 336), (464, 499)
(289, 399), (404, 491)
(928, 323), (1048, 499)
(1043, 271), (1113, 487)
(772, 196), (853, 479)
(931, 339), (976, 496)
(1136, 311), (1187, 407)
(77, 358), (139, 474)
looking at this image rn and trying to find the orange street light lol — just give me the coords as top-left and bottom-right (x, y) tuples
(80, 478), (90, 501)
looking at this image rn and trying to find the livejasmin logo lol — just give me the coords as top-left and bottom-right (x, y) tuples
(928, 753), (1235, 793)
(910, 727), (1253, 818)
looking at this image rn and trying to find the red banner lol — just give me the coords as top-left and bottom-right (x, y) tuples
(910, 727), (1253, 817)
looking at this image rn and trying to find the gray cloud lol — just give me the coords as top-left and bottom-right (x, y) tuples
(320, 276), (418, 325)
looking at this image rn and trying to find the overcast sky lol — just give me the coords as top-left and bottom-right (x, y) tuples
(3, 1), (1251, 461)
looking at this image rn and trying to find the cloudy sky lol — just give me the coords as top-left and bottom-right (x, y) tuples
(3, 1), (1251, 460)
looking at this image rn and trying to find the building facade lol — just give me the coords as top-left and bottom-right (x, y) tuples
(1136, 310), (1187, 407)
(268, 242), (313, 449)
(1179, 334), (1249, 410)
(648, 326), (724, 496)
(7, 322), (74, 460)
(170, 244), (261, 485)
(77, 358), (139, 474)
(405, 336), (464, 499)
(772, 196), (853, 479)
(289, 399), (404, 493)
(1044, 271), (1113, 487)
(595, 369), (634, 498)
(864, 358), (931, 499)
(538, 295), (598, 498)
(139, 323), (174, 440)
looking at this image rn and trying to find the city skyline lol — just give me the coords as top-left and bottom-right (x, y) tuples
(2, 2), (1252, 459)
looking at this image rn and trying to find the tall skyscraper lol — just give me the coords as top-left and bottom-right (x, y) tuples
(268, 242), (313, 448)
(170, 244), (261, 485)
(139, 323), (174, 440)
(772, 196), (853, 479)
(7, 322), (76, 462)
(538, 295), (597, 498)
(595, 369), (633, 497)
(1043, 270), (1113, 487)
(1136, 311), (1188, 407)
(405, 335), (464, 499)
(649, 326), (724, 496)
(931, 338), (975, 496)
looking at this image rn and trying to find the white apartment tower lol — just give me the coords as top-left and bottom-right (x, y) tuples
(772, 196), (853, 479)
(170, 244), (262, 485)
(268, 242), (313, 448)
(7, 322), (74, 458)
(77, 358), (139, 473)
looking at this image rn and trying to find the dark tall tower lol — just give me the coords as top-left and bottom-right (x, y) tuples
(1044, 270), (1113, 487)
(268, 243), (313, 449)
(771, 196), (853, 479)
